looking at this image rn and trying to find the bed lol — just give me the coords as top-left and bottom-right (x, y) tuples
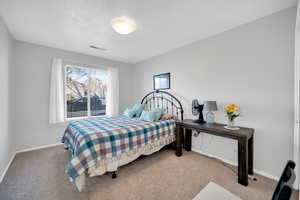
(62, 91), (184, 191)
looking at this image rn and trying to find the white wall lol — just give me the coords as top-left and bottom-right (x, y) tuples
(0, 16), (14, 179)
(133, 7), (296, 179)
(11, 41), (134, 151)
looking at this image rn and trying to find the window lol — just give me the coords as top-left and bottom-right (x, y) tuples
(64, 65), (108, 119)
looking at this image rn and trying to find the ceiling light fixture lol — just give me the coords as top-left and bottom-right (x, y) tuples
(111, 17), (137, 35)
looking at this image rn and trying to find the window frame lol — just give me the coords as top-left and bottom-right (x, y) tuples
(63, 63), (108, 121)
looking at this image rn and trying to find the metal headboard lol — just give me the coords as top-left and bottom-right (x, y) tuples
(141, 90), (184, 120)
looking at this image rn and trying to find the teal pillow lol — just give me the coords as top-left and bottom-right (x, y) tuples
(132, 104), (144, 117)
(152, 108), (166, 121)
(139, 110), (157, 122)
(123, 108), (137, 118)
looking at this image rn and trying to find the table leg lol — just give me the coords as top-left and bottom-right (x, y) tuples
(176, 125), (183, 157)
(112, 171), (117, 179)
(185, 128), (192, 151)
(238, 138), (248, 186)
(248, 136), (254, 175)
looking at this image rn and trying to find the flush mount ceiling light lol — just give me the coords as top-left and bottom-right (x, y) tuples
(111, 17), (137, 35)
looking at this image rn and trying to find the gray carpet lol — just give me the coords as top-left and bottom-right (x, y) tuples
(0, 145), (298, 200)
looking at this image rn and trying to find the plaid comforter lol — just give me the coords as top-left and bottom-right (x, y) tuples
(62, 116), (176, 181)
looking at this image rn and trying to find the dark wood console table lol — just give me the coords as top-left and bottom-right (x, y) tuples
(176, 119), (254, 186)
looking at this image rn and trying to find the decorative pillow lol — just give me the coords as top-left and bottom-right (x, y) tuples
(160, 113), (176, 120)
(131, 104), (144, 117)
(123, 108), (137, 118)
(152, 108), (166, 121)
(139, 110), (157, 122)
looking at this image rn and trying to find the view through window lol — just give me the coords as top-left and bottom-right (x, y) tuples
(65, 65), (108, 119)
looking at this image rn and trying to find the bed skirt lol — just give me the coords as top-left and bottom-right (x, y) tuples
(74, 135), (175, 192)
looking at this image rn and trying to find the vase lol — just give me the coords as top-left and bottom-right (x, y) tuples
(227, 119), (235, 128)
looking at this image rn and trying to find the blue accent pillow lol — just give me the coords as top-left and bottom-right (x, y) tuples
(123, 108), (137, 118)
(152, 108), (166, 121)
(139, 110), (157, 122)
(131, 104), (144, 117)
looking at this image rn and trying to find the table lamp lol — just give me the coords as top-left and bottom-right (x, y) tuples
(204, 101), (218, 123)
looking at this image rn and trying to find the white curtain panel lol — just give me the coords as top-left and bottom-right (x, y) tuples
(49, 58), (65, 124)
(106, 67), (119, 117)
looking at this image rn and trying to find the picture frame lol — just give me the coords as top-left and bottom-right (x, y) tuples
(153, 73), (171, 90)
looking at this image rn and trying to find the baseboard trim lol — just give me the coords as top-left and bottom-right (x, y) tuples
(15, 143), (63, 154)
(192, 148), (279, 181)
(0, 152), (16, 184)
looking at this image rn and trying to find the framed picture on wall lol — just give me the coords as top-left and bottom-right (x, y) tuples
(153, 73), (171, 90)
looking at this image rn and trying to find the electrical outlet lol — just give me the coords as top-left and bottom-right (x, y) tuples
(192, 130), (200, 137)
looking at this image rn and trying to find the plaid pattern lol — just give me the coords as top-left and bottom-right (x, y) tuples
(62, 116), (176, 181)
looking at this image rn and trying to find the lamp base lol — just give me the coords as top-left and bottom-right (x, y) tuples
(206, 111), (215, 123)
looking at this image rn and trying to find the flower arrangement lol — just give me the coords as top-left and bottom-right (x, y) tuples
(225, 104), (240, 121)
(225, 104), (240, 130)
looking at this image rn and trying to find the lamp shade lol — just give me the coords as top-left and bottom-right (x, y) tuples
(203, 101), (218, 111)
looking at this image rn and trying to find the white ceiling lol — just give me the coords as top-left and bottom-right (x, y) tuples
(0, 0), (297, 64)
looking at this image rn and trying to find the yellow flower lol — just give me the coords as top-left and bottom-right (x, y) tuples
(225, 104), (240, 114)
(225, 104), (240, 120)
(226, 109), (233, 113)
